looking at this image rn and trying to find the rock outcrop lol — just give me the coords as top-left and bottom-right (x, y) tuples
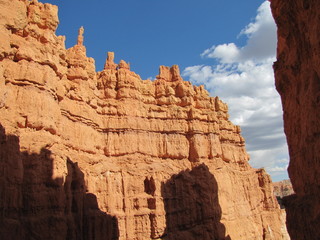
(273, 179), (294, 215)
(0, 0), (285, 239)
(273, 180), (294, 200)
(271, 0), (320, 239)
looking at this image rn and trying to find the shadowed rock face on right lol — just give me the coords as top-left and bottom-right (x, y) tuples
(271, 0), (320, 239)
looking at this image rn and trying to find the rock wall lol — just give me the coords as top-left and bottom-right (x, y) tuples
(271, 0), (320, 239)
(0, 0), (285, 239)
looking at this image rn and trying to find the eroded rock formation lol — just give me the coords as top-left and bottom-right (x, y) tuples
(273, 180), (294, 200)
(271, 0), (320, 239)
(0, 0), (285, 239)
(273, 179), (294, 213)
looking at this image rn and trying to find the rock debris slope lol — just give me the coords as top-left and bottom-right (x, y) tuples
(0, 0), (286, 239)
(271, 0), (320, 239)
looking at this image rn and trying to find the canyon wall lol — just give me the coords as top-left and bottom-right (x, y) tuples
(271, 0), (320, 239)
(0, 0), (285, 239)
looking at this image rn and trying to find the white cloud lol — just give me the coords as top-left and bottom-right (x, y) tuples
(267, 165), (288, 172)
(202, 43), (240, 63)
(201, 1), (277, 63)
(183, 1), (289, 181)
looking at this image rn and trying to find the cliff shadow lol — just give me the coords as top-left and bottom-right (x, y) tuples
(0, 123), (119, 240)
(160, 164), (231, 240)
(282, 194), (320, 240)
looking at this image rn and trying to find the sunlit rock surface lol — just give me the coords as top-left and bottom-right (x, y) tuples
(0, 0), (286, 239)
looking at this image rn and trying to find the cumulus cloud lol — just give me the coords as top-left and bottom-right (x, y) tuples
(201, 1), (277, 63)
(201, 43), (240, 63)
(183, 1), (289, 181)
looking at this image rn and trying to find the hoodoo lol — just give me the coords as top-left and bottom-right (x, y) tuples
(0, 0), (286, 239)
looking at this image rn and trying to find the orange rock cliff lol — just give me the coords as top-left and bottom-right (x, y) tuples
(0, 0), (286, 239)
(271, 0), (320, 239)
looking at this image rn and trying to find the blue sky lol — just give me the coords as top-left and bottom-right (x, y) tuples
(39, 0), (289, 181)
(40, 0), (261, 77)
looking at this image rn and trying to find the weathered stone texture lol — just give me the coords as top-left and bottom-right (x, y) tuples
(273, 180), (294, 200)
(0, 0), (285, 239)
(271, 0), (320, 239)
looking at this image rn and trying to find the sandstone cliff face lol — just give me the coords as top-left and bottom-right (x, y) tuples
(0, 0), (285, 239)
(271, 0), (320, 239)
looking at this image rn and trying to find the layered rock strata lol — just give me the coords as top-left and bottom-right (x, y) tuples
(271, 0), (320, 239)
(0, 0), (285, 239)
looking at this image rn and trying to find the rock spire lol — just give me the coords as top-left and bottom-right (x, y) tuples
(0, 0), (286, 239)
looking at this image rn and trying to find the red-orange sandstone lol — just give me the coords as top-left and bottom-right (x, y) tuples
(271, 0), (320, 239)
(0, 0), (286, 239)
